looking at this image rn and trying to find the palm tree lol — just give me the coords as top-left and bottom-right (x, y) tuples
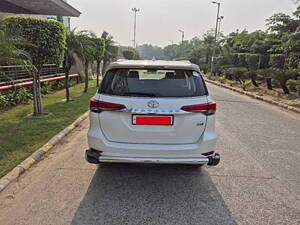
(202, 32), (215, 68)
(101, 31), (116, 76)
(77, 31), (96, 93)
(0, 26), (30, 65)
(90, 33), (105, 87)
(63, 28), (83, 102)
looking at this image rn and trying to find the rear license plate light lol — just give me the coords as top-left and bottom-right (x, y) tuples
(132, 115), (174, 126)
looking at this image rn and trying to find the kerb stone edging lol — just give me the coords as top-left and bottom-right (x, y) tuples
(0, 111), (90, 193)
(205, 78), (300, 114)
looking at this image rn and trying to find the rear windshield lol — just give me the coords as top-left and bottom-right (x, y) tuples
(99, 69), (207, 97)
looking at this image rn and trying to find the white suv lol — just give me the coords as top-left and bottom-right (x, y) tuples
(86, 60), (220, 166)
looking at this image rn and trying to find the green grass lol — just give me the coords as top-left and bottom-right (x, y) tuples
(0, 81), (98, 178)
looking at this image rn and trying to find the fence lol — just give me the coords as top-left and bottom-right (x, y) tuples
(0, 64), (64, 86)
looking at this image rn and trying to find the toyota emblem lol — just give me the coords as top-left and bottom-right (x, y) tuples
(147, 100), (159, 108)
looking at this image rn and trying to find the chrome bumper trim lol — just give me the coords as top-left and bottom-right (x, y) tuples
(99, 156), (210, 165)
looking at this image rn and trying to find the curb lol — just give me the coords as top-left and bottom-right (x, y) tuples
(0, 111), (90, 193)
(204, 78), (300, 114)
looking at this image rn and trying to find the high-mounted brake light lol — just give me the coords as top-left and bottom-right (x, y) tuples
(90, 98), (126, 113)
(181, 102), (216, 115)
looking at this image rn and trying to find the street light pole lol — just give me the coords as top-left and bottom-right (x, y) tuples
(218, 16), (224, 40)
(211, 1), (221, 75)
(178, 29), (184, 43)
(132, 7), (140, 49)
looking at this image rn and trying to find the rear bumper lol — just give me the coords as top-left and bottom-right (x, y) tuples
(86, 149), (220, 166)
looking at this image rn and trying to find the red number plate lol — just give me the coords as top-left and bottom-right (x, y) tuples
(132, 115), (173, 126)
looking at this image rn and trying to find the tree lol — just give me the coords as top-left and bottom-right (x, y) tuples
(90, 34), (105, 87)
(266, 12), (300, 54)
(77, 31), (95, 93)
(188, 45), (203, 64)
(271, 69), (295, 94)
(163, 45), (176, 60)
(63, 28), (83, 102)
(269, 54), (293, 94)
(230, 67), (248, 82)
(101, 31), (115, 77)
(2, 16), (66, 116)
(202, 31), (215, 68)
(294, 5), (300, 19)
(246, 54), (260, 86)
(122, 47), (140, 60)
(137, 44), (163, 59)
(122, 49), (135, 60)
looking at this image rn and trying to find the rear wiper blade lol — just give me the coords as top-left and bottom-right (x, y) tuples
(123, 92), (158, 97)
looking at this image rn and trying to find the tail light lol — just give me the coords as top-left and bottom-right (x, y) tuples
(90, 98), (126, 113)
(91, 148), (103, 154)
(202, 151), (215, 156)
(181, 102), (216, 115)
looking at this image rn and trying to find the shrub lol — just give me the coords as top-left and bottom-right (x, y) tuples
(227, 80), (236, 87)
(122, 49), (140, 60)
(51, 80), (65, 90)
(271, 79), (280, 88)
(223, 67), (234, 80)
(240, 80), (252, 91)
(0, 88), (33, 110)
(220, 54), (235, 66)
(79, 71), (85, 82)
(257, 69), (273, 90)
(207, 74), (216, 81)
(0, 79), (72, 110)
(217, 76), (226, 84)
(287, 79), (300, 92)
(13, 88), (33, 104)
(199, 64), (209, 74)
(88, 69), (93, 79)
(229, 54), (246, 67)
(0, 93), (9, 110)
(269, 54), (285, 69)
(213, 64), (223, 76)
(2, 16), (66, 68)
(237, 54), (248, 67)
(231, 54), (239, 66)
(41, 82), (53, 96)
(270, 69), (295, 94)
(286, 52), (300, 70)
(259, 55), (269, 69)
(230, 67), (249, 81)
(246, 54), (260, 70)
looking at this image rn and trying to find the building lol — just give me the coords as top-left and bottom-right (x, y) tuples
(45, 0), (72, 30)
(0, 0), (80, 29)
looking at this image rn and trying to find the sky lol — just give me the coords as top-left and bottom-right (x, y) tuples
(68, 0), (298, 47)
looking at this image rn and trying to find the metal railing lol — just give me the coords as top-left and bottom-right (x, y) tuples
(0, 64), (64, 86)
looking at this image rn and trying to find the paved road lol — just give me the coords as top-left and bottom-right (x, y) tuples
(0, 83), (299, 225)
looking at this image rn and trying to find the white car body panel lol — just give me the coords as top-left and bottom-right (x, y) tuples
(97, 94), (208, 144)
(88, 111), (216, 158)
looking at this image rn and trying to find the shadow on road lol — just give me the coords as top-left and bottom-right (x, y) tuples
(70, 164), (237, 225)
